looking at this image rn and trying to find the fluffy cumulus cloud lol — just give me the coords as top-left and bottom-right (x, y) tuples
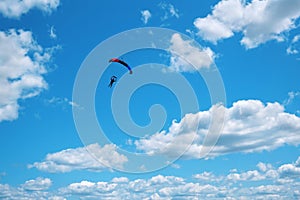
(278, 157), (300, 179)
(140, 10), (151, 24)
(61, 180), (118, 197)
(0, 177), (62, 199)
(29, 143), (128, 173)
(191, 158), (300, 199)
(21, 177), (52, 191)
(0, 29), (55, 122)
(5, 157), (300, 199)
(0, 0), (60, 18)
(226, 164), (278, 182)
(194, 0), (300, 48)
(168, 33), (215, 72)
(59, 175), (191, 199)
(135, 99), (300, 159)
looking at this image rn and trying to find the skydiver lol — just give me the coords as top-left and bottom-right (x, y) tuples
(108, 76), (117, 88)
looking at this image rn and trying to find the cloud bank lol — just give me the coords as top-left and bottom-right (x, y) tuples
(3, 157), (300, 199)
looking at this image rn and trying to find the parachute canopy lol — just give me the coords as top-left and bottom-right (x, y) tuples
(109, 58), (133, 74)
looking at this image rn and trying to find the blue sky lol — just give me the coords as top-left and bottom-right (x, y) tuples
(1, 0), (300, 199)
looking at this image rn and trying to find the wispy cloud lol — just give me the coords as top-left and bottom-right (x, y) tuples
(283, 91), (300, 115)
(0, 0), (60, 18)
(140, 10), (151, 24)
(284, 91), (300, 106)
(287, 34), (300, 55)
(159, 2), (180, 21)
(194, 0), (300, 49)
(49, 26), (57, 39)
(45, 97), (81, 109)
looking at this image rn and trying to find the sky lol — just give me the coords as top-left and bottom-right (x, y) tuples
(0, 0), (300, 199)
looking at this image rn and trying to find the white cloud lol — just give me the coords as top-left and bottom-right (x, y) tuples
(193, 171), (223, 183)
(62, 180), (117, 196)
(0, 178), (62, 199)
(141, 10), (151, 24)
(287, 46), (299, 55)
(227, 169), (269, 182)
(111, 177), (129, 183)
(49, 26), (57, 39)
(29, 143), (128, 173)
(0, 29), (55, 122)
(234, 162), (290, 183)
(22, 177), (52, 191)
(287, 34), (300, 55)
(278, 163), (300, 179)
(3, 157), (300, 199)
(158, 183), (219, 197)
(283, 91), (300, 115)
(192, 157), (300, 196)
(284, 91), (300, 105)
(248, 185), (284, 197)
(135, 100), (300, 159)
(159, 2), (179, 21)
(0, 184), (13, 199)
(257, 162), (273, 173)
(167, 4), (179, 19)
(0, 0), (60, 18)
(194, 0), (300, 49)
(45, 96), (81, 109)
(48, 196), (66, 200)
(292, 35), (300, 44)
(194, 15), (234, 44)
(59, 162), (300, 199)
(167, 33), (215, 72)
(57, 175), (187, 199)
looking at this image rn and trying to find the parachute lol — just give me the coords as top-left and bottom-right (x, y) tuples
(109, 58), (133, 74)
